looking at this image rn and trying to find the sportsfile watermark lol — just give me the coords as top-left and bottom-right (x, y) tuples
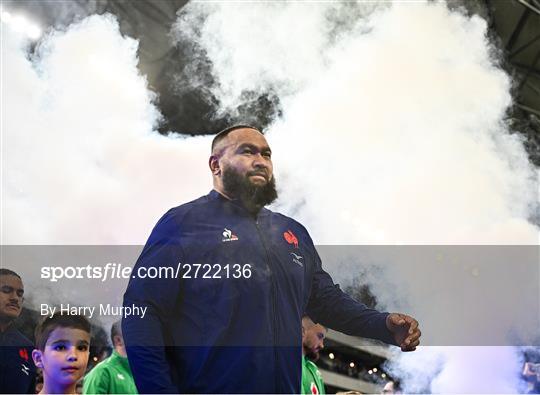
(4, 245), (539, 346)
(40, 262), (253, 282)
(40, 262), (179, 282)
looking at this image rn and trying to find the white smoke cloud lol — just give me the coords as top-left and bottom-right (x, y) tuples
(386, 346), (524, 393)
(3, 0), (539, 393)
(173, 0), (537, 245)
(430, 347), (524, 393)
(2, 14), (210, 244)
(268, 3), (536, 246)
(173, 1), (382, 118)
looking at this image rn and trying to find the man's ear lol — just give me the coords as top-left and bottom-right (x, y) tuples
(209, 155), (221, 176)
(32, 349), (43, 368)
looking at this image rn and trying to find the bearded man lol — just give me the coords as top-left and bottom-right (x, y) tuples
(301, 316), (327, 395)
(122, 125), (421, 394)
(0, 269), (36, 394)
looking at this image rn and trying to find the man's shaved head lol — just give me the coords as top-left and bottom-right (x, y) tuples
(211, 125), (262, 155)
(302, 316), (326, 361)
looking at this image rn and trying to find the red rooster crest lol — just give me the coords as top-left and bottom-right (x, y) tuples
(283, 230), (299, 248)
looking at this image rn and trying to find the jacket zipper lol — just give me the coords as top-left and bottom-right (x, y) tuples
(254, 218), (279, 393)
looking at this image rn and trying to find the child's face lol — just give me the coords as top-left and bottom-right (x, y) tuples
(41, 327), (90, 386)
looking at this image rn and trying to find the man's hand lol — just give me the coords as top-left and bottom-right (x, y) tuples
(386, 313), (421, 352)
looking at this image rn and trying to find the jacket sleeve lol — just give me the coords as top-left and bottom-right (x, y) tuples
(122, 210), (184, 393)
(305, 246), (397, 346)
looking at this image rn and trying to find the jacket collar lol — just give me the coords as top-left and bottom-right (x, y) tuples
(208, 189), (269, 219)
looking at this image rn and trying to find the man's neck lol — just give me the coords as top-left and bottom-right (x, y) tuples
(114, 346), (127, 358)
(213, 188), (262, 216)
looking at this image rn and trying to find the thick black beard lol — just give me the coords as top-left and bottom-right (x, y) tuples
(222, 167), (278, 210)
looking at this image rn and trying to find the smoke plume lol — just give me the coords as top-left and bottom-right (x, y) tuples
(174, 1), (538, 393)
(2, 14), (210, 244)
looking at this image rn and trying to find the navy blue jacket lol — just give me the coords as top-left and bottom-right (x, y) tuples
(123, 190), (395, 393)
(0, 326), (36, 394)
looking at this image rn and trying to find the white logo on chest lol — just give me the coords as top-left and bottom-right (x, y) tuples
(291, 252), (303, 266)
(222, 228), (239, 242)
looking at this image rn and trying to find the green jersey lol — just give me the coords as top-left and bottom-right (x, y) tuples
(301, 355), (325, 395)
(83, 351), (138, 394)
